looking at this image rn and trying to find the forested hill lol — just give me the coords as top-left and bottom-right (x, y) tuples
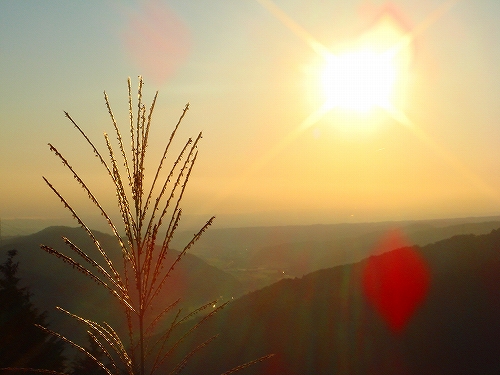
(165, 228), (500, 374)
(171, 218), (500, 290)
(0, 226), (244, 346)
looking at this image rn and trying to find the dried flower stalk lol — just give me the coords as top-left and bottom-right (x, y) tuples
(37, 77), (221, 375)
(0, 76), (274, 375)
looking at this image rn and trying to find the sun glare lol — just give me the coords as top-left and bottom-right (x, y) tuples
(321, 48), (397, 113)
(318, 14), (413, 120)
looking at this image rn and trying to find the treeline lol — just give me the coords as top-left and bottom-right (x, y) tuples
(161, 229), (500, 374)
(0, 250), (107, 374)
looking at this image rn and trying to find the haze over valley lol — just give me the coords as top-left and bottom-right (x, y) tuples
(1, 0), (500, 373)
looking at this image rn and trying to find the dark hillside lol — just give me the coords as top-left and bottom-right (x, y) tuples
(0, 226), (244, 346)
(173, 219), (500, 290)
(165, 228), (500, 374)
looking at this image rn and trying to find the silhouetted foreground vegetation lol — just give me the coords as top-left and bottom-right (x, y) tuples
(0, 225), (244, 349)
(3, 77), (270, 374)
(69, 333), (109, 375)
(0, 250), (66, 373)
(2, 224), (500, 373)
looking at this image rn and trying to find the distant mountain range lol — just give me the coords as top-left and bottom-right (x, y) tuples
(2, 219), (500, 373)
(0, 226), (244, 347)
(172, 217), (500, 290)
(163, 228), (500, 374)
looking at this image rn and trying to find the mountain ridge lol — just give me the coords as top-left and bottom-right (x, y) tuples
(0, 225), (244, 350)
(172, 218), (500, 290)
(162, 228), (500, 374)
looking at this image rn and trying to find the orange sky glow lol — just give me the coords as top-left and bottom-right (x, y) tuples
(1, 0), (500, 234)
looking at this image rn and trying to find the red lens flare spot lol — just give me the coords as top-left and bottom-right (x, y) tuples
(358, 2), (414, 36)
(362, 229), (430, 333)
(261, 353), (287, 375)
(122, 0), (191, 85)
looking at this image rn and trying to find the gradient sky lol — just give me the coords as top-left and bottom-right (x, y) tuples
(1, 0), (500, 234)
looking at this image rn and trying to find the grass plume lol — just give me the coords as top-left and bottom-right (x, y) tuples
(0, 76), (274, 375)
(36, 77), (224, 375)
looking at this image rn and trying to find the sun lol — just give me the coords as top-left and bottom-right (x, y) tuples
(321, 48), (397, 113)
(318, 14), (413, 120)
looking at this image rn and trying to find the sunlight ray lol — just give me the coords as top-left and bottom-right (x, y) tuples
(197, 102), (335, 216)
(255, 0), (330, 58)
(251, 0), (500, 202)
(394, 113), (500, 203)
(255, 0), (459, 129)
(409, 0), (459, 40)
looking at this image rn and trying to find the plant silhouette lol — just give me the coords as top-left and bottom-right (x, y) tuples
(69, 333), (109, 375)
(2, 77), (270, 374)
(0, 250), (66, 373)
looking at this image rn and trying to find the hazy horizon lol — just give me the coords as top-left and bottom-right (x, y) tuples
(2, 1), (500, 237)
(3, 213), (500, 240)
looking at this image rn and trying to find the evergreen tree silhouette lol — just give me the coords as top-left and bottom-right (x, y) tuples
(70, 333), (109, 375)
(0, 249), (66, 373)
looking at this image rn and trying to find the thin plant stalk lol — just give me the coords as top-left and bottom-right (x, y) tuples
(38, 77), (218, 375)
(14, 76), (274, 375)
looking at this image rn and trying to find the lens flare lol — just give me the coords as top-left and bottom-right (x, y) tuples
(362, 229), (430, 333)
(122, 0), (191, 85)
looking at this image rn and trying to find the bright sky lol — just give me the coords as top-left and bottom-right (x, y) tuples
(1, 0), (500, 234)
